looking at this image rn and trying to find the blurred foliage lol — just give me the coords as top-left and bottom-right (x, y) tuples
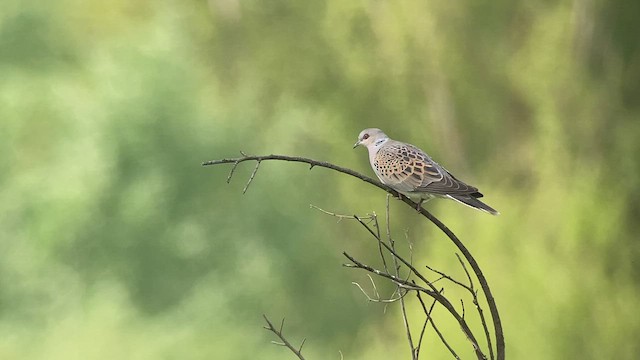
(1, 0), (639, 359)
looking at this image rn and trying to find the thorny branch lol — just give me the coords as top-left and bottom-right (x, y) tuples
(203, 154), (504, 360)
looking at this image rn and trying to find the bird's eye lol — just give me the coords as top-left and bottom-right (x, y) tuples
(362, 134), (370, 140)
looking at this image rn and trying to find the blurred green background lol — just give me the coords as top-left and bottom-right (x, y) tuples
(1, 0), (639, 359)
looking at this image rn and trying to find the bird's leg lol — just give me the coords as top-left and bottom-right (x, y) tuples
(415, 199), (424, 211)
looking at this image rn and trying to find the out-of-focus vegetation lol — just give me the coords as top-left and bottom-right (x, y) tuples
(1, 0), (639, 359)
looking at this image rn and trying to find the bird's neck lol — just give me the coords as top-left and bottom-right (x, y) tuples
(367, 138), (389, 160)
(374, 138), (388, 147)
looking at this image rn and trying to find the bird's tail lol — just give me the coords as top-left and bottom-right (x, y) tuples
(447, 195), (500, 216)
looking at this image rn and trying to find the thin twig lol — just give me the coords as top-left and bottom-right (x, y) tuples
(385, 195), (416, 360)
(456, 254), (494, 360)
(415, 289), (460, 360)
(242, 161), (261, 194)
(311, 205), (389, 272)
(351, 274), (407, 304)
(310, 204), (361, 222)
(263, 315), (306, 360)
(368, 274), (381, 299)
(352, 216), (428, 285)
(351, 280), (406, 303)
(226, 161), (240, 183)
(425, 264), (473, 292)
(415, 291), (439, 358)
(456, 253), (474, 289)
(373, 213), (390, 273)
(365, 212), (389, 274)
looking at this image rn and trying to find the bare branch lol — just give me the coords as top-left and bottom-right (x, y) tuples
(348, 213), (486, 358)
(263, 315), (307, 360)
(203, 154), (383, 190)
(204, 154), (504, 359)
(343, 252), (486, 360)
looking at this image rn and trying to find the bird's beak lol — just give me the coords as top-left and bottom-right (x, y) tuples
(353, 140), (361, 149)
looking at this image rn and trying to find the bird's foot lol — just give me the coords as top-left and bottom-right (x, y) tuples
(415, 199), (424, 211)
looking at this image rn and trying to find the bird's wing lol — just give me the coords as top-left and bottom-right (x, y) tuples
(373, 142), (479, 196)
(418, 167), (481, 196)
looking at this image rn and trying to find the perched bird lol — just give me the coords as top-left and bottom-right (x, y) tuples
(354, 128), (499, 215)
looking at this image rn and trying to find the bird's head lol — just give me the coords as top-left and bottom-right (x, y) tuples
(353, 128), (389, 149)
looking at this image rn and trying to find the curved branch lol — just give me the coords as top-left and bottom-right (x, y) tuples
(202, 154), (504, 360)
(203, 154), (383, 189)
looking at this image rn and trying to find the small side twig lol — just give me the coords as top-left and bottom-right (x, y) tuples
(311, 205), (390, 273)
(243, 161), (261, 194)
(310, 204), (365, 222)
(425, 264), (473, 292)
(226, 161), (240, 183)
(263, 315), (306, 360)
(351, 274), (406, 303)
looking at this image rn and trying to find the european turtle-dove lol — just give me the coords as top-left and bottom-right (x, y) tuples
(354, 128), (499, 215)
